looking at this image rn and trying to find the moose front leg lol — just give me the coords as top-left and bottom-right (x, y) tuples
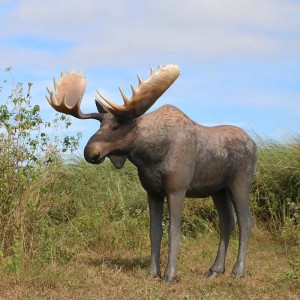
(163, 190), (185, 283)
(147, 194), (164, 278)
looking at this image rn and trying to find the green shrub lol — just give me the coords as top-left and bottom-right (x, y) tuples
(0, 68), (81, 270)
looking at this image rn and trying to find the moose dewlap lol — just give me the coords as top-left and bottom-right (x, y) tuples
(46, 65), (257, 282)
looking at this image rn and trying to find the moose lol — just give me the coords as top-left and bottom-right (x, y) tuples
(46, 65), (257, 282)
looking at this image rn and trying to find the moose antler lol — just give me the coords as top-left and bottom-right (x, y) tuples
(96, 64), (180, 120)
(46, 70), (102, 120)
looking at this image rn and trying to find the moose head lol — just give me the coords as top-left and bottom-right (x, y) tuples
(46, 65), (180, 168)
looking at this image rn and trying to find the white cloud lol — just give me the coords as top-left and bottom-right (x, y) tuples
(1, 0), (299, 68)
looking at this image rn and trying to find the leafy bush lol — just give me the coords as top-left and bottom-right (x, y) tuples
(0, 68), (81, 269)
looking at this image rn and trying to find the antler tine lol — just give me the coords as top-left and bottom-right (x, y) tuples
(94, 64), (180, 120)
(96, 89), (125, 116)
(53, 77), (58, 92)
(119, 86), (130, 105)
(45, 93), (51, 106)
(96, 90), (113, 110)
(130, 84), (136, 96)
(46, 71), (103, 121)
(50, 91), (58, 106)
(137, 73), (143, 85)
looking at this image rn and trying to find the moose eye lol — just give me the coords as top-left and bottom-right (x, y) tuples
(112, 125), (119, 130)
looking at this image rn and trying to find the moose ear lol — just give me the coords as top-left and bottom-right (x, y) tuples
(95, 100), (108, 114)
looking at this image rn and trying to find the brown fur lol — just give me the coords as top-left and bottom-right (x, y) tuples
(84, 104), (257, 282)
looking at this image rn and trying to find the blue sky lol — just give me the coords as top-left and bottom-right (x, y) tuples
(0, 0), (299, 150)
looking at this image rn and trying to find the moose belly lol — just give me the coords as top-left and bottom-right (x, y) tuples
(135, 156), (234, 198)
(186, 164), (234, 198)
(186, 182), (227, 198)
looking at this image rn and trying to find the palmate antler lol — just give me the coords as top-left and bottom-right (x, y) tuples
(46, 70), (102, 120)
(46, 65), (180, 121)
(96, 64), (180, 120)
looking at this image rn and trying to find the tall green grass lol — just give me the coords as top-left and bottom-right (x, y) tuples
(0, 159), (147, 271)
(0, 137), (299, 273)
(251, 135), (300, 243)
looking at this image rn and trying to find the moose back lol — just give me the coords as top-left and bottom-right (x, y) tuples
(46, 65), (257, 282)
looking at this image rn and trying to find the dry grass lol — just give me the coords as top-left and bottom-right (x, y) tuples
(0, 229), (298, 300)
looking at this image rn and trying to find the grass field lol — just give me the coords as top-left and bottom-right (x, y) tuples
(0, 146), (299, 299)
(0, 229), (298, 299)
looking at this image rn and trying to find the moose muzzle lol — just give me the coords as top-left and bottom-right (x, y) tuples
(84, 145), (105, 164)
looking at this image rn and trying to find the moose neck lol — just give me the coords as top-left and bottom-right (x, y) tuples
(128, 106), (174, 170)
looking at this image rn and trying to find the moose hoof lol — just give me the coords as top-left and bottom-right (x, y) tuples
(162, 274), (180, 283)
(205, 270), (221, 279)
(231, 265), (245, 278)
(231, 271), (245, 278)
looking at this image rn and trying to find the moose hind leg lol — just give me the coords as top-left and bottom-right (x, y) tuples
(230, 183), (253, 278)
(206, 189), (235, 278)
